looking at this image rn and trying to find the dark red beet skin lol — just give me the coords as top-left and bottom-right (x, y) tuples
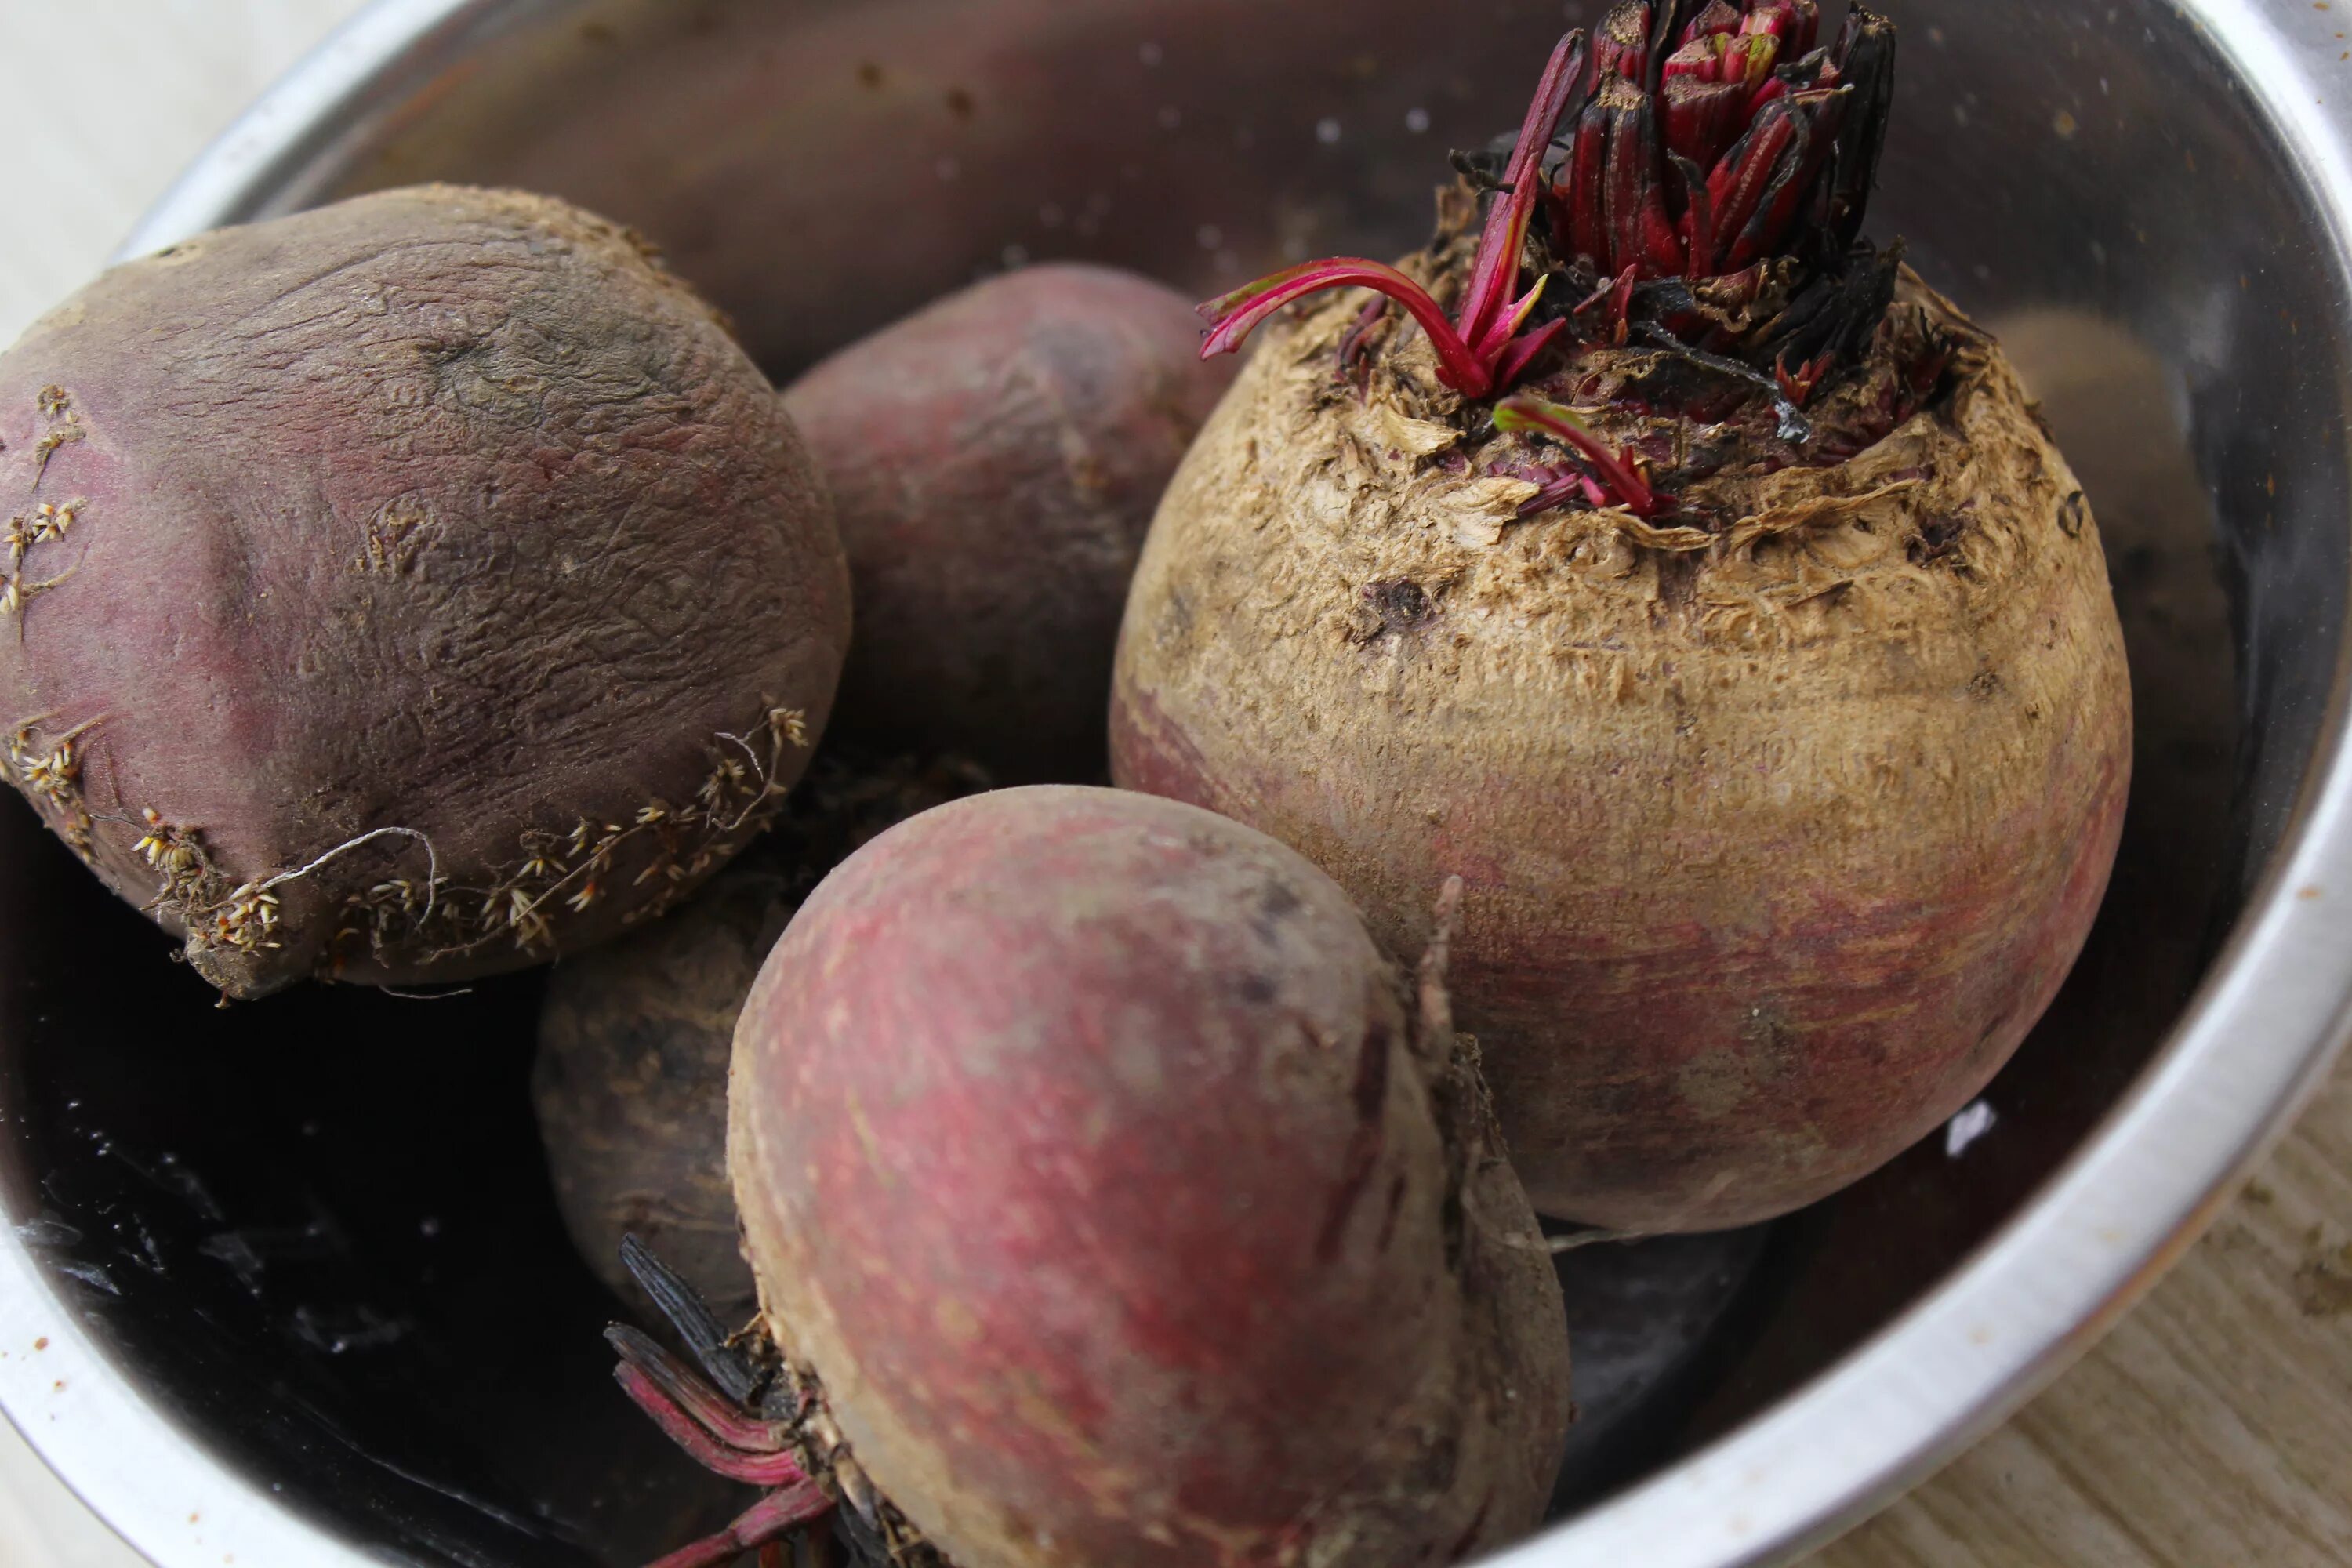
(725, 786), (1569, 1568)
(782, 266), (1232, 784)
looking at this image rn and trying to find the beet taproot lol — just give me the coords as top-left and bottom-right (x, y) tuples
(782, 265), (1232, 783)
(0, 184), (849, 999)
(534, 750), (988, 1323)
(1111, 7), (2132, 1229)
(609, 786), (1570, 1568)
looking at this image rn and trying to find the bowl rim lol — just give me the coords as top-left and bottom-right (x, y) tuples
(7, 2), (2352, 1565)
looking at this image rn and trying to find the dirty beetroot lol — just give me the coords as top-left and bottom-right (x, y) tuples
(0, 185), (848, 999)
(783, 264), (1234, 784)
(610, 786), (1572, 1568)
(1111, 2), (2133, 1229)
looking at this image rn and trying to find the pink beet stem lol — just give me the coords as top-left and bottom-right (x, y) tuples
(1563, 96), (1613, 267)
(1459, 30), (1592, 348)
(1704, 99), (1800, 272)
(1663, 38), (1721, 82)
(1596, 1), (1654, 80)
(1751, 0), (1819, 53)
(1567, 264), (1639, 344)
(1337, 294), (1390, 371)
(1727, 30), (1781, 89)
(1743, 0), (1796, 42)
(644, 1481), (835, 1568)
(616, 1364), (811, 1486)
(1199, 259), (1494, 395)
(1599, 87), (1685, 277)
(1781, 0), (1821, 54)
(608, 1326), (793, 1455)
(1681, 0), (1741, 45)
(1474, 273), (1552, 358)
(1726, 89), (1846, 267)
(1511, 463), (1598, 517)
(1492, 317), (1570, 387)
(1570, 269), (1626, 318)
(1494, 396), (1659, 516)
(1672, 154), (1718, 281)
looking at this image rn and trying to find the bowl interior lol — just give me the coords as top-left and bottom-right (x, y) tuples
(4, 1), (2343, 1563)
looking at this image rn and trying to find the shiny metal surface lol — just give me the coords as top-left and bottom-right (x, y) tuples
(6, 1), (2352, 1565)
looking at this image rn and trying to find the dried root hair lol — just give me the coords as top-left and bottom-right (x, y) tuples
(18, 702), (813, 994)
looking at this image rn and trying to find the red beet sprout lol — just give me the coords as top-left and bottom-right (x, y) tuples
(1494, 397), (1661, 517)
(608, 1240), (845, 1568)
(1459, 29), (1597, 351)
(609, 1326), (792, 1456)
(1197, 1), (1896, 405)
(1198, 256), (1506, 394)
(1198, 31), (1592, 399)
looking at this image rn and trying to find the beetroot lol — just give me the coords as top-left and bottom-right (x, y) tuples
(533, 750), (988, 1323)
(782, 265), (1232, 783)
(611, 786), (1570, 1568)
(0, 185), (848, 999)
(1111, 6), (2132, 1229)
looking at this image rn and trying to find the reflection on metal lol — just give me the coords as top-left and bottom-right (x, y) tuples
(0, 2), (2344, 1566)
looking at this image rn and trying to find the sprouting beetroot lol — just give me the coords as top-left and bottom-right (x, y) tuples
(782, 266), (1232, 784)
(1112, 5), (2131, 1229)
(608, 786), (1570, 1568)
(0, 186), (849, 999)
(533, 750), (987, 1323)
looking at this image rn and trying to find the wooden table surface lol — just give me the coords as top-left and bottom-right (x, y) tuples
(0, 3), (2346, 1566)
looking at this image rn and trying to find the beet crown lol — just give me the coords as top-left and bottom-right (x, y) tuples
(1200, 2), (1900, 515)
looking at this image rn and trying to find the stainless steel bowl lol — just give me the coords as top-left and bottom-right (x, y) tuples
(5, 2), (2350, 1564)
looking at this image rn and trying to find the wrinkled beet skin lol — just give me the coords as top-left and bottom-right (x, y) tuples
(1110, 282), (2132, 1232)
(0, 185), (848, 996)
(782, 265), (1231, 784)
(1116, 685), (2128, 1229)
(729, 787), (1569, 1568)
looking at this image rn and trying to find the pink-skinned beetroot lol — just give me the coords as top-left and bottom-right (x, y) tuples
(1111, 5), (2132, 1229)
(613, 786), (1570, 1568)
(0, 185), (849, 999)
(782, 266), (1233, 783)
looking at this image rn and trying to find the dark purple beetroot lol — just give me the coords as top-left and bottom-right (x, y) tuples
(0, 184), (849, 998)
(782, 265), (1231, 783)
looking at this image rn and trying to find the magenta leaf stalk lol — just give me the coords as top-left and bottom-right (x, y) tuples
(1198, 28), (1593, 398)
(1494, 396), (1661, 516)
(615, 1362), (814, 1487)
(1493, 318), (1572, 388)
(1200, 258), (1497, 394)
(1473, 272), (1554, 359)
(644, 1481), (836, 1568)
(1458, 30), (1595, 347)
(608, 1326), (793, 1456)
